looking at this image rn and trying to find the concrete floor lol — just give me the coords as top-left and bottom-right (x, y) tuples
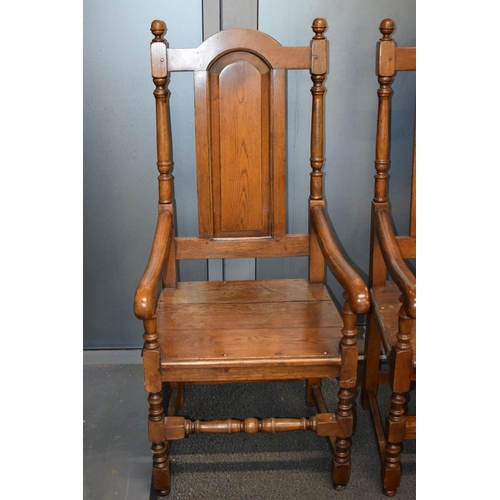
(83, 350), (415, 500)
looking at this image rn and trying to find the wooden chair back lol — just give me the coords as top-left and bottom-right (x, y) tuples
(149, 20), (328, 285)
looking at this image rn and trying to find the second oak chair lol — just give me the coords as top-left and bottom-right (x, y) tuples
(361, 18), (416, 497)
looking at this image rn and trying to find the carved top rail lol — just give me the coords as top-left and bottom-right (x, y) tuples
(151, 21), (312, 73)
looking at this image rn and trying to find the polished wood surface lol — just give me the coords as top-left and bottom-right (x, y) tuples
(135, 18), (369, 496)
(157, 280), (344, 383)
(165, 413), (337, 440)
(361, 19), (416, 497)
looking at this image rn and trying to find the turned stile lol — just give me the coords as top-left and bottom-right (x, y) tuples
(150, 20), (177, 288)
(151, 20), (173, 206)
(309, 18), (327, 202)
(374, 20), (395, 205)
(308, 18), (328, 284)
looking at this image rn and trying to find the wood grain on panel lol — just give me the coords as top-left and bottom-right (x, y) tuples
(211, 52), (271, 237)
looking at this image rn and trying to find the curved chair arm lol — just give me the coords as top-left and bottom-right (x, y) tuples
(374, 208), (416, 319)
(134, 210), (173, 320)
(310, 205), (369, 315)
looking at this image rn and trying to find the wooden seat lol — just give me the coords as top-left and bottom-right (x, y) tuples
(361, 19), (416, 497)
(134, 18), (369, 497)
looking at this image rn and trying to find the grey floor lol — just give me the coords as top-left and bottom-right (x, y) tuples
(83, 350), (416, 500)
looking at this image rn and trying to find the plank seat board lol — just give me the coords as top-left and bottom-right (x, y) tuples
(371, 281), (416, 363)
(156, 280), (344, 375)
(160, 279), (331, 304)
(159, 327), (343, 363)
(158, 301), (342, 330)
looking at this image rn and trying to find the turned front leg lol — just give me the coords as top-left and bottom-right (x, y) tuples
(148, 391), (170, 496)
(383, 304), (413, 496)
(333, 296), (358, 489)
(143, 316), (170, 496)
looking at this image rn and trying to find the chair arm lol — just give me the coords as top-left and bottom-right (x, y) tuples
(374, 208), (416, 319)
(310, 205), (369, 315)
(134, 210), (173, 320)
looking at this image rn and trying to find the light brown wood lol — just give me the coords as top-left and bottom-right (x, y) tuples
(370, 284), (416, 367)
(159, 204), (178, 288)
(308, 200), (326, 283)
(134, 210), (173, 320)
(361, 19), (416, 497)
(150, 23), (173, 205)
(175, 235), (309, 259)
(159, 279), (331, 304)
(309, 19), (327, 201)
(162, 364), (341, 384)
(404, 416), (416, 440)
(167, 30), (311, 72)
(194, 55), (287, 240)
(374, 209), (416, 318)
(395, 47), (416, 71)
(211, 52), (271, 237)
(395, 236), (416, 259)
(158, 301), (342, 331)
(310, 205), (369, 315)
(164, 414), (337, 440)
(136, 18), (370, 496)
(156, 279), (345, 383)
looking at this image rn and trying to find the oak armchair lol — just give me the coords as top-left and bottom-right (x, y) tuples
(134, 19), (369, 496)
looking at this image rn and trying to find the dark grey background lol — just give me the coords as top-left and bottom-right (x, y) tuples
(83, 0), (416, 348)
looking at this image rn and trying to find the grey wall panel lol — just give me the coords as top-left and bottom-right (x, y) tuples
(221, 0), (259, 29)
(203, 0), (221, 39)
(84, 0), (202, 348)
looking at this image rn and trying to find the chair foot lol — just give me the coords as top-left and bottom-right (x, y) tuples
(381, 457), (401, 496)
(154, 491), (170, 498)
(150, 470), (170, 498)
(151, 460), (171, 497)
(331, 454), (350, 490)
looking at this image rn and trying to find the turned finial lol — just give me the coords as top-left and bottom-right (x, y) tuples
(312, 18), (327, 39)
(151, 20), (166, 40)
(379, 18), (394, 41)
